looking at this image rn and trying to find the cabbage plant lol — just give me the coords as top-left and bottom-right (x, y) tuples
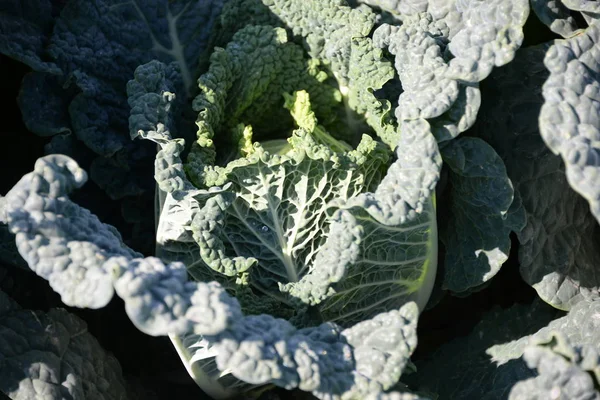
(2, 0), (600, 399)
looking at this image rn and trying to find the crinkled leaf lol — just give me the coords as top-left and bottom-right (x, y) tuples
(126, 60), (205, 267)
(346, 36), (397, 148)
(212, 302), (419, 400)
(189, 26), (313, 174)
(127, 60), (194, 194)
(5, 154), (423, 399)
(207, 0), (281, 47)
(210, 0), (397, 148)
(3, 155), (242, 337)
(472, 43), (600, 309)
(17, 72), (73, 137)
(562, 0), (600, 13)
(0, 0), (61, 73)
(4, 155), (139, 308)
(508, 333), (600, 400)
(530, 0), (583, 38)
(444, 0), (529, 82)
(373, 21), (460, 125)
(363, 0), (530, 78)
(187, 24), (344, 187)
(341, 119), (441, 226)
(428, 84), (482, 143)
(1, 0), (227, 202)
(404, 300), (564, 399)
(488, 299), (600, 363)
(0, 290), (129, 400)
(112, 257), (242, 337)
(540, 21), (600, 225)
(371, 0), (528, 142)
(48, 0), (226, 98)
(259, 0), (377, 83)
(260, 0), (397, 143)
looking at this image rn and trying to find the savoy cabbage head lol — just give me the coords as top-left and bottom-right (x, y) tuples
(2, 0), (600, 399)
(121, 1), (441, 395)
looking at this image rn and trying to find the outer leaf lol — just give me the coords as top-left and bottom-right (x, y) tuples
(428, 84), (481, 143)
(530, 0), (582, 38)
(111, 257), (242, 337)
(440, 137), (525, 294)
(508, 333), (600, 400)
(471, 44), (600, 309)
(0, 0), (61, 73)
(4, 155), (140, 308)
(370, 0), (528, 142)
(1, 0), (227, 202)
(127, 60), (196, 195)
(5, 154), (423, 399)
(562, 0), (600, 13)
(444, 0), (530, 82)
(3, 155), (242, 337)
(488, 299), (600, 363)
(49, 0), (226, 98)
(212, 302), (420, 400)
(0, 290), (129, 400)
(341, 119), (440, 227)
(17, 72), (73, 137)
(362, 0), (529, 79)
(540, 21), (600, 225)
(404, 300), (564, 399)
(373, 21), (461, 134)
(407, 299), (600, 399)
